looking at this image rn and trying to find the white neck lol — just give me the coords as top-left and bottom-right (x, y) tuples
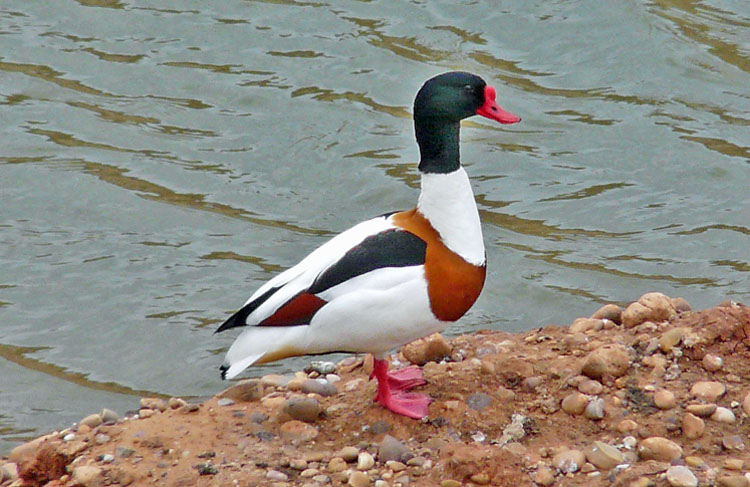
(417, 167), (486, 266)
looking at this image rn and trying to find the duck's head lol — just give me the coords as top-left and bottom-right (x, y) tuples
(413, 71), (520, 124)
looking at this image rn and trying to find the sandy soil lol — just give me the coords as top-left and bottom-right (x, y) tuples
(2, 293), (749, 487)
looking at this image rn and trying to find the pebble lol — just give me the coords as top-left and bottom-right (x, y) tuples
(666, 465), (698, 487)
(470, 472), (490, 485)
(685, 456), (705, 468)
(585, 398), (605, 420)
(279, 420), (319, 443)
(217, 398), (235, 407)
(711, 407), (735, 423)
(100, 408), (121, 423)
(584, 441), (624, 470)
(743, 391), (750, 416)
(378, 435), (413, 463)
(659, 327), (686, 353)
(441, 481), (462, 487)
(167, 397), (187, 409)
(685, 403), (716, 417)
(300, 468), (320, 477)
(72, 465), (104, 485)
(266, 469), (289, 481)
(94, 433), (110, 445)
(561, 392), (588, 415)
(466, 393), (493, 411)
(533, 465), (556, 486)
(724, 459), (744, 470)
(80, 413), (103, 429)
(682, 413), (704, 439)
(654, 389), (676, 410)
(386, 460), (407, 472)
(140, 397), (167, 411)
(218, 379), (264, 402)
(702, 354), (723, 372)
(578, 379), (603, 395)
(348, 471), (371, 487)
(261, 374), (291, 388)
(402, 332), (452, 365)
(301, 379), (338, 397)
(139, 409), (155, 419)
(0, 463), (17, 483)
(357, 452), (375, 470)
(638, 292), (677, 321)
(718, 475), (749, 487)
(638, 437), (682, 462)
(590, 304), (622, 324)
(622, 302), (653, 328)
(570, 318), (603, 333)
(305, 360), (337, 375)
(328, 457), (348, 472)
(552, 449), (586, 473)
(690, 381), (726, 402)
(581, 344), (630, 379)
(616, 419), (638, 433)
(722, 435), (745, 451)
(283, 396), (323, 422)
(335, 446), (359, 463)
(99, 454), (115, 464)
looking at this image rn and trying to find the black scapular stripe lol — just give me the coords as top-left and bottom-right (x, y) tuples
(214, 285), (280, 333)
(308, 229), (426, 294)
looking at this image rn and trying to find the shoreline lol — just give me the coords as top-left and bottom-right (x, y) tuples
(2, 292), (749, 487)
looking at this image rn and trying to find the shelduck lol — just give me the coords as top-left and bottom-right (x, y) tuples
(216, 71), (521, 419)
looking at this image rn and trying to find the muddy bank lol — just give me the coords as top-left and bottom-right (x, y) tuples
(2, 293), (749, 487)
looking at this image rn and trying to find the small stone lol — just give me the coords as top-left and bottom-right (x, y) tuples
(724, 459), (744, 470)
(584, 441), (624, 470)
(682, 413), (704, 439)
(72, 465), (104, 485)
(138, 409), (155, 419)
(441, 481), (462, 487)
(638, 437), (682, 462)
(140, 397), (167, 411)
(585, 397), (605, 420)
(470, 472), (490, 485)
(301, 379), (338, 397)
(685, 456), (705, 468)
(379, 435), (413, 463)
(386, 460), (407, 472)
(722, 435), (745, 451)
(561, 392), (588, 415)
(349, 471), (371, 487)
(622, 302), (653, 328)
(659, 328), (686, 353)
(533, 465), (556, 486)
(617, 419), (638, 433)
(80, 413), (103, 429)
(167, 397), (187, 409)
(99, 454), (115, 464)
(336, 446), (359, 463)
(94, 433), (110, 445)
(571, 318), (603, 333)
(670, 297), (691, 312)
(581, 344), (630, 379)
(357, 451), (375, 470)
(466, 393), (493, 411)
(260, 374), (291, 388)
(631, 478), (653, 487)
(702, 354), (723, 372)
(328, 457), (347, 473)
(305, 360), (337, 375)
(266, 469), (289, 481)
(685, 403), (717, 417)
(638, 292), (677, 321)
(100, 408), (121, 423)
(666, 465), (698, 487)
(654, 390), (677, 410)
(590, 304), (622, 324)
(717, 474), (749, 487)
(743, 391), (750, 416)
(300, 468), (320, 477)
(711, 407), (735, 423)
(217, 398), (234, 406)
(402, 333), (452, 365)
(552, 449), (586, 473)
(279, 420), (318, 443)
(578, 379), (603, 395)
(283, 396), (323, 422)
(218, 379), (264, 402)
(115, 446), (135, 458)
(690, 381), (726, 402)
(290, 458), (308, 470)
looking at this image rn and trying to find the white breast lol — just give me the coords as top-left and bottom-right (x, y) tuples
(417, 167), (486, 266)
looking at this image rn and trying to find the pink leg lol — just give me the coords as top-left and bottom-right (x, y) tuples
(385, 366), (426, 391)
(371, 358), (430, 419)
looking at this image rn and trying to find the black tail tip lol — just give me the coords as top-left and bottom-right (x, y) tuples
(220, 364), (229, 380)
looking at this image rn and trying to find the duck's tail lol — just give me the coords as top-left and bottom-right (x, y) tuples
(219, 326), (309, 380)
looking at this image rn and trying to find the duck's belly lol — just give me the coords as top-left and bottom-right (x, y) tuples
(304, 273), (447, 357)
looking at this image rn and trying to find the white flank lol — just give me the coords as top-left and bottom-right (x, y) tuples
(417, 167), (485, 265)
(243, 216), (396, 324)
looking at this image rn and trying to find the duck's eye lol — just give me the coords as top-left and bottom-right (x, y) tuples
(463, 84), (473, 93)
